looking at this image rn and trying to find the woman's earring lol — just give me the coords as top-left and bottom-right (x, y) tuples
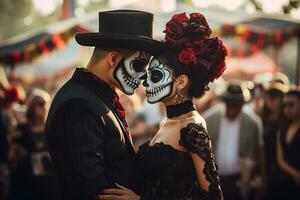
(174, 88), (185, 104)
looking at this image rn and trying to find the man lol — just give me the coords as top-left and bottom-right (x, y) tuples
(0, 83), (19, 200)
(204, 81), (262, 200)
(45, 10), (164, 200)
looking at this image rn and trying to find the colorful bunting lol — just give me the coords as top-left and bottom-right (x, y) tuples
(211, 18), (300, 58)
(0, 17), (299, 66)
(0, 25), (87, 66)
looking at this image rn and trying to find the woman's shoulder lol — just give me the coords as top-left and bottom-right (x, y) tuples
(179, 115), (211, 156)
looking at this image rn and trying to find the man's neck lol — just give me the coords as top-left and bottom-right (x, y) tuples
(86, 63), (115, 89)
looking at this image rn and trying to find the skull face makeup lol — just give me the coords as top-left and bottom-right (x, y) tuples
(144, 57), (174, 104)
(114, 51), (150, 95)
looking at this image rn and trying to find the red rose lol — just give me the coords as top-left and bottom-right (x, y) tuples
(205, 37), (228, 57)
(188, 13), (211, 40)
(0, 86), (19, 109)
(164, 20), (185, 42)
(178, 48), (196, 65)
(192, 40), (208, 55)
(202, 37), (227, 82)
(164, 20), (190, 46)
(190, 13), (210, 28)
(172, 13), (189, 22)
(6, 87), (19, 102)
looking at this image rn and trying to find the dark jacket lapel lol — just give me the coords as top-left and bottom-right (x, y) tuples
(71, 68), (135, 153)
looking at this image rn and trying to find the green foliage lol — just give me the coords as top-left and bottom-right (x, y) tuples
(0, 0), (61, 40)
(0, 0), (109, 41)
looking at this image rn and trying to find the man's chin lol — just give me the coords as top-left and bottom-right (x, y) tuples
(120, 85), (135, 95)
(124, 90), (134, 95)
(147, 98), (158, 104)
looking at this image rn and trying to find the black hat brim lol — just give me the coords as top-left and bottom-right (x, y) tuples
(219, 91), (251, 106)
(75, 33), (166, 55)
(220, 95), (246, 106)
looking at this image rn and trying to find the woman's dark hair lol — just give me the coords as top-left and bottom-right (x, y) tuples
(25, 89), (50, 125)
(162, 12), (227, 98)
(163, 52), (209, 98)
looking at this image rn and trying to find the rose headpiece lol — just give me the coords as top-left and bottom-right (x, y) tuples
(163, 13), (227, 82)
(0, 86), (19, 109)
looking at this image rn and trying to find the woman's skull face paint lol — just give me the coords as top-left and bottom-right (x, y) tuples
(114, 51), (150, 95)
(144, 57), (174, 104)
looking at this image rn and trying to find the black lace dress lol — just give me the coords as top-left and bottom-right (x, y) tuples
(137, 123), (223, 200)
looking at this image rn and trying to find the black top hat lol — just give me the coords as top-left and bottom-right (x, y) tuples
(220, 82), (251, 106)
(75, 10), (165, 55)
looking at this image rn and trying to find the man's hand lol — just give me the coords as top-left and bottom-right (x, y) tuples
(96, 183), (140, 200)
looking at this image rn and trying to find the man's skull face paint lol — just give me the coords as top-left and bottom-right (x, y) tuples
(145, 57), (174, 104)
(114, 51), (150, 95)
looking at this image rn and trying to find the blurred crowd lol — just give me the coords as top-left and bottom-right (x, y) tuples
(0, 71), (300, 200)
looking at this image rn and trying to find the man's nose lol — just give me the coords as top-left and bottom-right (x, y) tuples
(140, 73), (147, 80)
(143, 79), (149, 87)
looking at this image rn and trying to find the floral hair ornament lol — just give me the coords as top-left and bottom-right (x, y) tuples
(0, 86), (19, 109)
(163, 12), (228, 82)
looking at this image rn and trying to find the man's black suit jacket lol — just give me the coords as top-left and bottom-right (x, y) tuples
(45, 68), (140, 200)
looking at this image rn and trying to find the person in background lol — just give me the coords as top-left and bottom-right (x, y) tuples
(252, 73), (273, 117)
(9, 89), (57, 200)
(195, 78), (225, 114)
(261, 82), (288, 200)
(275, 87), (300, 199)
(272, 72), (290, 86)
(0, 83), (19, 200)
(205, 81), (263, 200)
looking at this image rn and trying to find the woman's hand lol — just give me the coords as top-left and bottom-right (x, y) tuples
(291, 173), (300, 185)
(96, 183), (140, 200)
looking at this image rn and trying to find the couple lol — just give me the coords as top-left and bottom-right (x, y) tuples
(45, 10), (227, 200)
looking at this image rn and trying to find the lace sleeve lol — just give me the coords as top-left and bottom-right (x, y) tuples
(179, 123), (223, 200)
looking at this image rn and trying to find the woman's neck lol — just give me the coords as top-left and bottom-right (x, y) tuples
(29, 119), (44, 127)
(163, 96), (191, 107)
(168, 111), (196, 121)
(165, 100), (195, 119)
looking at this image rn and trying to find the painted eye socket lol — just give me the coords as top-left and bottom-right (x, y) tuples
(150, 70), (163, 83)
(132, 59), (147, 72)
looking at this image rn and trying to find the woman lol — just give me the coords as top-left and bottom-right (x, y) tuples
(98, 12), (227, 200)
(10, 89), (57, 200)
(261, 83), (288, 199)
(275, 88), (300, 199)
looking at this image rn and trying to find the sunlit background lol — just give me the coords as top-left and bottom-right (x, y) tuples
(0, 0), (300, 200)
(1, 0), (300, 40)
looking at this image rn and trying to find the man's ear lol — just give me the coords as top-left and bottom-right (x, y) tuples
(107, 51), (123, 68)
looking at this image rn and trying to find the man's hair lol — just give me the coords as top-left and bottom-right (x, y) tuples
(286, 87), (300, 100)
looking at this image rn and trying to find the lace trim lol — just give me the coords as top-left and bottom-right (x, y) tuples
(179, 123), (223, 200)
